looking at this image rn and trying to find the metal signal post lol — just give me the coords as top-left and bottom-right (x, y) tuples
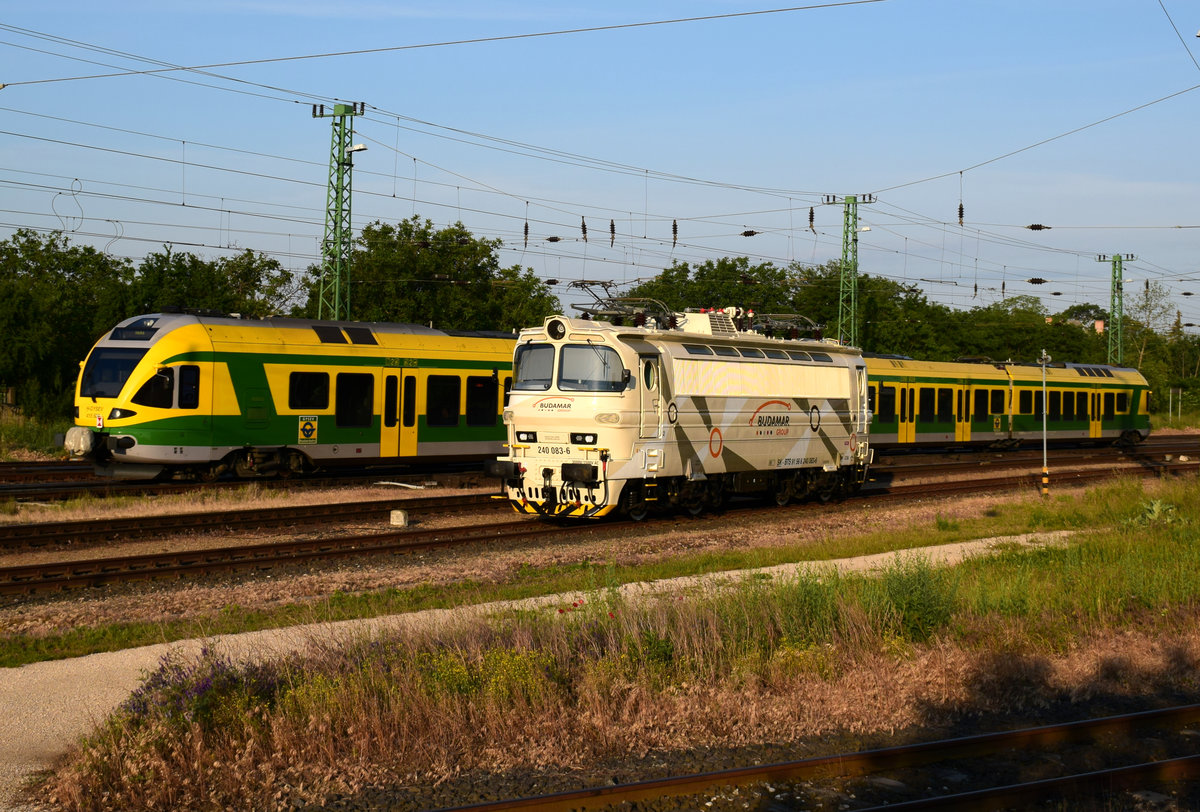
(824, 194), (875, 347)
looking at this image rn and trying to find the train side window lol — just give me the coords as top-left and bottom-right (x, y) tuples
(427, 375), (461, 427)
(1062, 391), (1075, 419)
(991, 389), (1005, 414)
(466, 376), (498, 426)
(764, 349), (788, 360)
(973, 389), (988, 418)
(684, 344), (714, 355)
(503, 377), (513, 407)
(877, 385), (896, 422)
(402, 377), (416, 427)
(1078, 392), (1088, 417)
(1034, 391), (1043, 416)
(713, 346), (740, 357)
(1018, 390), (1033, 414)
(384, 376), (398, 428)
(936, 387), (953, 423)
(918, 388), (934, 421)
(289, 372), (329, 410)
(737, 348), (765, 358)
(1103, 392), (1115, 418)
(1050, 391), (1062, 419)
(810, 352), (833, 363)
(335, 373), (374, 428)
(178, 365), (200, 409)
(786, 350), (811, 361)
(1116, 392), (1129, 412)
(132, 368), (174, 408)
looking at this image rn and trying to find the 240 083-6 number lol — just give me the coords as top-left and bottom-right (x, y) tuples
(537, 445), (572, 456)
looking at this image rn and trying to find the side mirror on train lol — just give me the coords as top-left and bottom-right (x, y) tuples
(622, 369), (631, 386)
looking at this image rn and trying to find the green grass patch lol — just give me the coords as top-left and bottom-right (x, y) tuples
(0, 476), (1182, 668)
(0, 411), (71, 459)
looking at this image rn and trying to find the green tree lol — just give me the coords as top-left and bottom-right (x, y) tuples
(130, 247), (293, 317)
(302, 216), (558, 331)
(0, 230), (133, 417)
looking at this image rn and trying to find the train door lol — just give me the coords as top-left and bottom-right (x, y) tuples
(1088, 389), (1103, 438)
(955, 384), (971, 443)
(639, 354), (661, 439)
(897, 379), (916, 444)
(398, 373), (419, 456)
(381, 373), (400, 456)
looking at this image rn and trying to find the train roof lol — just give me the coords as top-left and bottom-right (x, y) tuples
(102, 312), (516, 344)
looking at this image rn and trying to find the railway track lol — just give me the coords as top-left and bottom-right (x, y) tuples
(2, 456), (1196, 597)
(434, 704), (1200, 811)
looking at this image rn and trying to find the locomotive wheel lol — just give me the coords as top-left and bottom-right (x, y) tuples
(621, 485), (650, 522)
(681, 485), (706, 517)
(773, 474), (795, 507)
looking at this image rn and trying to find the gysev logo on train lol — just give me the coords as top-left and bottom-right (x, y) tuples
(298, 415), (318, 445)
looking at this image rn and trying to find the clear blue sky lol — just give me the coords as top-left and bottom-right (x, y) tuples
(2, 1), (1198, 329)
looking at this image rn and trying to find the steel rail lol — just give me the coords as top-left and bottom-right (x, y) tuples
(0, 493), (499, 549)
(0, 516), (573, 596)
(430, 704), (1200, 811)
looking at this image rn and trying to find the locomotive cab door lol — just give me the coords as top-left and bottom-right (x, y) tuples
(638, 354), (661, 439)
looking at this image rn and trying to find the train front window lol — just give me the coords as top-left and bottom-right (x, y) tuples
(80, 348), (148, 398)
(512, 344), (554, 391)
(558, 344), (627, 392)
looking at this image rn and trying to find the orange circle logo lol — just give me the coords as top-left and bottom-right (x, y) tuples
(709, 427), (723, 457)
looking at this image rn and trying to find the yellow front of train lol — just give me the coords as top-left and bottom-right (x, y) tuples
(486, 316), (643, 519)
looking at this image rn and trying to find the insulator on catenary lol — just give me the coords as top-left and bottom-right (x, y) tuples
(958, 202), (964, 227)
(672, 219), (678, 248)
(546, 236), (561, 243)
(610, 219), (616, 247)
(741, 229), (758, 237)
(634, 312), (646, 327)
(523, 221), (529, 248)
(581, 217), (587, 242)
(808, 207), (815, 233)
(1027, 223), (1051, 231)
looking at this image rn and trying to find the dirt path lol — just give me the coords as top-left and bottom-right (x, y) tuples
(0, 530), (1071, 810)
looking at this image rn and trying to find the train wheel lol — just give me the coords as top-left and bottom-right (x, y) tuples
(773, 474), (795, 507)
(682, 486), (706, 517)
(621, 485), (650, 522)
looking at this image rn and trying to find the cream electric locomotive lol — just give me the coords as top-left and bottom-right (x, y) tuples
(487, 308), (872, 520)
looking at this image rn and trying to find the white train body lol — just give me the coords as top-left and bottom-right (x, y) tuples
(488, 311), (872, 519)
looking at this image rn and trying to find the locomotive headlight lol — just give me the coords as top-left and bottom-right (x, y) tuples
(570, 432), (597, 445)
(595, 412), (620, 424)
(108, 408), (137, 420)
(502, 409), (514, 425)
(516, 431), (537, 443)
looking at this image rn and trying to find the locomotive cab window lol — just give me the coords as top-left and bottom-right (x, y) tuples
(427, 375), (460, 427)
(558, 345), (626, 392)
(289, 372), (330, 410)
(512, 344), (554, 391)
(335, 373), (374, 428)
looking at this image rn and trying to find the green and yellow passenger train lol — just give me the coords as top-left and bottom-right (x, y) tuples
(65, 311), (516, 479)
(864, 355), (1151, 449)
